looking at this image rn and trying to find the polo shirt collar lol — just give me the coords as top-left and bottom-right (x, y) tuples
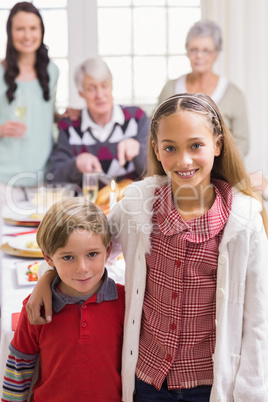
(154, 178), (233, 242)
(80, 104), (125, 133)
(52, 268), (118, 313)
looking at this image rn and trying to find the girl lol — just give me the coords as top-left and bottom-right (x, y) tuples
(0, 1), (59, 199)
(26, 93), (268, 401)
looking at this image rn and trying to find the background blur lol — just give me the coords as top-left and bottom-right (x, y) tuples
(0, 0), (267, 176)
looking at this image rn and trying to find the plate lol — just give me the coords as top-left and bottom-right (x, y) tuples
(0, 242), (43, 258)
(8, 233), (40, 252)
(3, 213), (42, 227)
(15, 261), (43, 286)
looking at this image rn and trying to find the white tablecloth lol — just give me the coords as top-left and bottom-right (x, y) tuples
(0, 228), (36, 385)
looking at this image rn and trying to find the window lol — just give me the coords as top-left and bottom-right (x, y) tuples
(0, 0), (201, 114)
(97, 0), (201, 114)
(0, 0), (68, 111)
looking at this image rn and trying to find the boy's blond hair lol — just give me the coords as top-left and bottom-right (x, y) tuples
(37, 198), (112, 256)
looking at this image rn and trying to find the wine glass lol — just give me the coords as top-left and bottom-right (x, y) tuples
(82, 173), (99, 203)
(14, 90), (27, 141)
(14, 104), (27, 122)
(14, 90), (27, 123)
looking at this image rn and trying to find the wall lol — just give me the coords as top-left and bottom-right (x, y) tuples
(201, 0), (268, 176)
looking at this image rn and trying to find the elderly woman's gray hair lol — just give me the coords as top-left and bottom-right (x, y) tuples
(185, 20), (222, 52)
(74, 57), (113, 91)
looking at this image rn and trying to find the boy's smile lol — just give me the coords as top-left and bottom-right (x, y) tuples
(44, 230), (111, 297)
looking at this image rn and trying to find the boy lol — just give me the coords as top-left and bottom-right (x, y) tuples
(2, 198), (125, 402)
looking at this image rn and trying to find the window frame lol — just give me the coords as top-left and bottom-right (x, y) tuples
(1, 0), (201, 112)
(94, 0), (201, 114)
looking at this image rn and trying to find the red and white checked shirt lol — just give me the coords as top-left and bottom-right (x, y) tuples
(136, 179), (233, 390)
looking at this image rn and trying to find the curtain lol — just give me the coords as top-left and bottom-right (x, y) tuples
(201, 0), (268, 175)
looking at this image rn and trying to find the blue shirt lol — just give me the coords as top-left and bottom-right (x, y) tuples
(0, 61), (59, 187)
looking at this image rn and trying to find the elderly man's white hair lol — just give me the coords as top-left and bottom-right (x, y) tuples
(74, 57), (113, 91)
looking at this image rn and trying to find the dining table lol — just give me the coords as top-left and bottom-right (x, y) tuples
(0, 199), (125, 396)
(0, 203), (41, 389)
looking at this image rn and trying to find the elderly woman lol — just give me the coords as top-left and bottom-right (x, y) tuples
(47, 57), (150, 186)
(158, 20), (249, 159)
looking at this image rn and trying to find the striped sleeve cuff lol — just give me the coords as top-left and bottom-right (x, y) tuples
(2, 350), (37, 402)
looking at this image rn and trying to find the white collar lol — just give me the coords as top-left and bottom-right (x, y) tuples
(211, 76), (228, 104)
(175, 75), (228, 104)
(81, 105), (125, 133)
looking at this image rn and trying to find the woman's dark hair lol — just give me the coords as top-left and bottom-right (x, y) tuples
(4, 1), (50, 103)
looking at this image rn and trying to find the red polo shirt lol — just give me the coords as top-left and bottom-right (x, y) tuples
(136, 179), (233, 390)
(6, 271), (125, 402)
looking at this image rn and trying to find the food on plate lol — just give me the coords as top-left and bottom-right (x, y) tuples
(95, 179), (133, 206)
(26, 261), (39, 281)
(26, 240), (39, 250)
(97, 203), (110, 215)
(29, 213), (43, 220)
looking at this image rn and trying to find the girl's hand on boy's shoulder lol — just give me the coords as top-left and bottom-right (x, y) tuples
(26, 270), (56, 325)
(26, 291), (52, 325)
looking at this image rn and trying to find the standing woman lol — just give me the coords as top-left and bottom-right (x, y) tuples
(158, 20), (249, 160)
(0, 2), (59, 202)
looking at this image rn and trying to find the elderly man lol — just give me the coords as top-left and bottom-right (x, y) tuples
(47, 57), (150, 186)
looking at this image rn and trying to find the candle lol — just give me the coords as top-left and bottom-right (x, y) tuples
(110, 179), (117, 209)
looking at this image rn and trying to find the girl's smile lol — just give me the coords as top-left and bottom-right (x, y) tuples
(152, 110), (222, 217)
(175, 168), (199, 178)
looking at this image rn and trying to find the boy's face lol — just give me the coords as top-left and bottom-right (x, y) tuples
(44, 230), (111, 297)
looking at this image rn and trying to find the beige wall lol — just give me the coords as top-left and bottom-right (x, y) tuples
(201, 0), (268, 176)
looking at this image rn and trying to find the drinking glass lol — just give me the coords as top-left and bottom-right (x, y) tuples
(82, 173), (99, 203)
(14, 104), (27, 122)
(14, 90), (27, 123)
(14, 90), (28, 142)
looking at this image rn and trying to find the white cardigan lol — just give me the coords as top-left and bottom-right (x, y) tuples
(108, 175), (268, 402)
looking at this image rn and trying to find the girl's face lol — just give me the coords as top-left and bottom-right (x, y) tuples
(152, 110), (222, 196)
(11, 11), (42, 56)
(44, 230), (111, 297)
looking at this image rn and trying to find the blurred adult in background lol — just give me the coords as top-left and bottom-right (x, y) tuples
(47, 57), (150, 187)
(158, 20), (249, 160)
(0, 1), (59, 203)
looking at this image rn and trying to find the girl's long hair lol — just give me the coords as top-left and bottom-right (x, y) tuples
(147, 93), (268, 236)
(4, 1), (50, 103)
